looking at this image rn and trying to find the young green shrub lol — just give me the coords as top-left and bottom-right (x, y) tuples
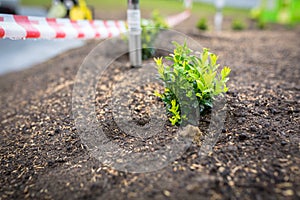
(231, 19), (246, 30)
(155, 42), (231, 125)
(141, 10), (169, 60)
(257, 20), (266, 30)
(196, 18), (208, 31)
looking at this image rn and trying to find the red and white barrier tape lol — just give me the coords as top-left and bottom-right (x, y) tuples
(0, 14), (127, 40)
(0, 11), (190, 40)
(166, 10), (191, 28)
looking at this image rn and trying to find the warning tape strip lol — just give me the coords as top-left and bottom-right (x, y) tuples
(0, 11), (190, 40)
(166, 10), (191, 28)
(0, 14), (127, 40)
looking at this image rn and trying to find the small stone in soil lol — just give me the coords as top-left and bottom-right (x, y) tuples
(226, 145), (238, 151)
(262, 134), (270, 140)
(237, 118), (245, 124)
(250, 125), (257, 132)
(238, 133), (248, 141)
(55, 128), (61, 134)
(136, 118), (148, 126)
(47, 161), (55, 167)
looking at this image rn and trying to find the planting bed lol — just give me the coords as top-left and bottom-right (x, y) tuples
(0, 17), (300, 199)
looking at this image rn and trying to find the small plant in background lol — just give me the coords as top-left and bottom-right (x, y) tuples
(196, 18), (208, 31)
(257, 20), (266, 30)
(154, 42), (231, 125)
(141, 10), (169, 60)
(231, 19), (246, 30)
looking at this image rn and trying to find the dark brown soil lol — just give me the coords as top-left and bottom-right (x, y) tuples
(0, 14), (299, 200)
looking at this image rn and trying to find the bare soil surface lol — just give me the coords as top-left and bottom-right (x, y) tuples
(0, 13), (300, 200)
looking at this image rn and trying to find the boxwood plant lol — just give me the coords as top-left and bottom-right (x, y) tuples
(154, 42), (231, 125)
(196, 18), (208, 31)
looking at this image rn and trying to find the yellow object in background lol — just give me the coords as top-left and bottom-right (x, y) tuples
(70, 0), (92, 20)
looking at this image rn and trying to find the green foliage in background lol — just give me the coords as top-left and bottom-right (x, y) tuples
(155, 42), (231, 125)
(196, 18), (208, 31)
(141, 10), (169, 60)
(231, 19), (246, 30)
(257, 20), (266, 30)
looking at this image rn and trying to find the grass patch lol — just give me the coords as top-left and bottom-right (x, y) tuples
(21, 0), (51, 6)
(21, 0), (249, 20)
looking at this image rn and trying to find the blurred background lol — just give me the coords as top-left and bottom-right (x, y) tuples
(0, 0), (298, 75)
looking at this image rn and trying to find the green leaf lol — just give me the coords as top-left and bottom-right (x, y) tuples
(169, 117), (176, 125)
(187, 70), (198, 80)
(210, 53), (218, 66)
(196, 80), (205, 91)
(201, 48), (209, 64)
(174, 68), (178, 76)
(223, 85), (229, 92)
(154, 91), (163, 98)
(196, 93), (202, 99)
(203, 88), (213, 94)
(204, 100), (213, 108)
(203, 71), (216, 87)
(213, 81), (223, 95)
(168, 99), (179, 114)
(221, 66), (231, 80)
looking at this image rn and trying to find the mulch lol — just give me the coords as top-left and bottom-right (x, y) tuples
(0, 17), (299, 200)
